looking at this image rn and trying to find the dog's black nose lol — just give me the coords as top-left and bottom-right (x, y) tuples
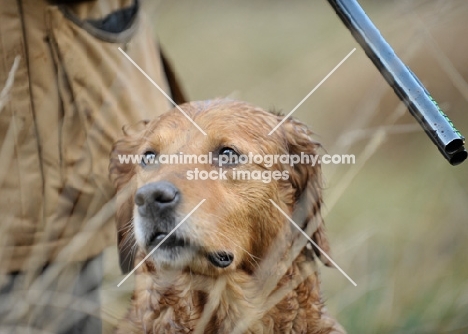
(135, 181), (180, 212)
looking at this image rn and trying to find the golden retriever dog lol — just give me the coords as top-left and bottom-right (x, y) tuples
(109, 99), (345, 333)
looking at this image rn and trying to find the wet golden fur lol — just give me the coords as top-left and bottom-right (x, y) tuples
(109, 100), (344, 333)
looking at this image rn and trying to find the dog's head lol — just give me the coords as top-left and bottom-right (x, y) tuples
(109, 100), (330, 275)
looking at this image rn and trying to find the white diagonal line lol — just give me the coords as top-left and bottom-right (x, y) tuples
(118, 47), (207, 135)
(117, 199), (206, 287)
(268, 48), (356, 135)
(269, 199), (357, 286)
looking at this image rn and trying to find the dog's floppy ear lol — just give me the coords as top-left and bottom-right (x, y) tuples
(279, 116), (332, 267)
(109, 120), (149, 273)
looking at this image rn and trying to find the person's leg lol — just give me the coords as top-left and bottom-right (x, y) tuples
(0, 272), (28, 333)
(0, 254), (104, 333)
(64, 252), (103, 334)
(41, 254), (104, 334)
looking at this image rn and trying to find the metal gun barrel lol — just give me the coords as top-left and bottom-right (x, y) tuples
(328, 0), (467, 165)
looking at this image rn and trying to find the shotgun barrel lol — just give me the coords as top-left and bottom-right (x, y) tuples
(328, 0), (467, 165)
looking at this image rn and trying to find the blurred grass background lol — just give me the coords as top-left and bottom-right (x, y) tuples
(103, 0), (468, 333)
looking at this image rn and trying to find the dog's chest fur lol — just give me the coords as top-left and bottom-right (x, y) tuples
(116, 252), (342, 334)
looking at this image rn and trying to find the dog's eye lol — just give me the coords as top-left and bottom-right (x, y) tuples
(141, 150), (157, 166)
(219, 147), (239, 165)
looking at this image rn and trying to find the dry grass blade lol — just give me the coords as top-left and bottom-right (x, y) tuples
(0, 56), (21, 113)
(0, 56), (24, 195)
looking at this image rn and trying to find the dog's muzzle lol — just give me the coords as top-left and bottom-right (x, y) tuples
(134, 181), (183, 249)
